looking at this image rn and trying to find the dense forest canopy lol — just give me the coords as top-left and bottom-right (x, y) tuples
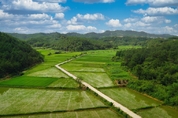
(26, 35), (113, 51)
(12, 34), (157, 51)
(9, 30), (174, 39)
(8, 31), (175, 52)
(113, 38), (178, 105)
(0, 32), (44, 78)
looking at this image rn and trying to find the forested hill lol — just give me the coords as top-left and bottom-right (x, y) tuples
(21, 35), (113, 51)
(113, 39), (178, 105)
(9, 30), (174, 40)
(0, 32), (44, 78)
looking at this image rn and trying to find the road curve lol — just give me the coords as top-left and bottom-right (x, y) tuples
(55, 61), (141, 118)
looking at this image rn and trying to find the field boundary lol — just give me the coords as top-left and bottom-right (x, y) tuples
(55, 60), (142, 118)
(0, 106), (109, 117)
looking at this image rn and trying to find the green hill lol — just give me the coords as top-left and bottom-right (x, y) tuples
(0, 32), (44, 78)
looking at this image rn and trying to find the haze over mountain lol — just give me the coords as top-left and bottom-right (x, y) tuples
(9, 30), (174, 40)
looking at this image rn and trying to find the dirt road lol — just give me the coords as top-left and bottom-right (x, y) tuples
(55, 61), (141, 118)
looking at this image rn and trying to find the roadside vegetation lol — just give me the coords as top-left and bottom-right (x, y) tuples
(113, 39), (178, 106)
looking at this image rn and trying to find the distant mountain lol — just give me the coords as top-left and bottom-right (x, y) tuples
(9, 30), (174, 40)
(9, 32), (63, 40)
(82, 30), (173, 39)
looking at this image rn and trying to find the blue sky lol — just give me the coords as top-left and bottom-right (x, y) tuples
(0, 0), (178, 35)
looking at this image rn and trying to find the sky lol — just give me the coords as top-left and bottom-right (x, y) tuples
(0, 0), (178, 35)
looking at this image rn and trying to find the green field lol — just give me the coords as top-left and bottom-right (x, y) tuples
(27, 67), (69, 78)
(105, 62), (133, 80)
(24, 49), (81, 75)
(100, 88), (162, 110)
(0, 76), (58, 87)
(0, 89), (106, 115)
(75, 50), (116, 63)
(61, 62), (105, 72)
(137, 106), (178, 118)
(72, 72), (114, 88)
(5, 109), (121, 118)
(48, 78), (79, 88)
(1, 47), (178, 117)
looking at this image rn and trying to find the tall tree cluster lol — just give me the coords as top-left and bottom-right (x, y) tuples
(0, 32), (44, 78)
(113, 39), (178, 105)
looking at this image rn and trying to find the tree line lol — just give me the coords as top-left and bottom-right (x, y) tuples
(26, 36), (113, 51)
(113, 38), (178, 106)
(0, 32), (44, 78)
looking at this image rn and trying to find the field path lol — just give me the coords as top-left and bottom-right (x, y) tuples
(55, 60), (141, 118)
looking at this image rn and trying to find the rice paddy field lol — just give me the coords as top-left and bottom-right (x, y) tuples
(0, 47), (178, 118)
(4, 109), (121, 118)
(0, 89), (106, 114)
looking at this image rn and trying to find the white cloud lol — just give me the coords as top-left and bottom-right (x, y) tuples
(124, 18), (138, 23)
(133, 7), (178, 15)
(48, 24), (61, 28)
(141, 16), (158, 23)
(124, 23), (132, 28)
(55, 13), (64, 19)
(67, 13), (104, 25)
(66, 25), (97, 32)
(135, 21), (150, 27)
(67, 17), (78, 25)
(126, 0), (178, 7)
(174, 24), (178, 29)
(0, 9), (63, 33)
(73, 0), (115, 4)
(106, 19), (122, 27)
(76, 13), (104, 20)
(2, 0), (68, 13)
(14, 27), (29, 33)
(0, 10), (14, 19)
(34, 0), (66, 3)
(165, 19), (171, 23)
(28, 13), (51, 20)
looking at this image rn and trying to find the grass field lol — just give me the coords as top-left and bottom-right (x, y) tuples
(75, 50), (116, 63)
(72, 72), (114, 88)
(105, 62), (134, 81)
(24, 49), (81, 75)
(27, 67), (69, 78)
(1, 47), (177, 117)
(100, 88), (162, 110)
(6, 109), (121, 118)
(0, 88), (106, 115)
(0, 87), (9, 94)
(61, 63), (105, 72)
(48, 78), (79, 88)
(0, 76), (58, 87)
(137, 106), (178, 118)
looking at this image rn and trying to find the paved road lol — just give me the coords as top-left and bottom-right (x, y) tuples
(55, 61), (141, 118)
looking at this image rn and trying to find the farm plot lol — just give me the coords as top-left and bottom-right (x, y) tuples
(137, 106), (178, 118)
(25, 49), (81, 75)
(0, 76), (58, 87)
(105, 63), (133, 80)
(48, 78), (79, 88)
(71, 72), (114, 88)
(27, 67), (69, 78)
(100, 88), (162, 110)
(0, 88), (106, 115)
(61, 62), (105, 72)
(71, 50), (117, 63)
(7, 109), (121, 118)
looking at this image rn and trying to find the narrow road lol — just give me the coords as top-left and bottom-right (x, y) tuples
(55, 61), (141, 118)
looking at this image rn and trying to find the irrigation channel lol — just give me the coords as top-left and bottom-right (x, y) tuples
(55, 59), (141, 118)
